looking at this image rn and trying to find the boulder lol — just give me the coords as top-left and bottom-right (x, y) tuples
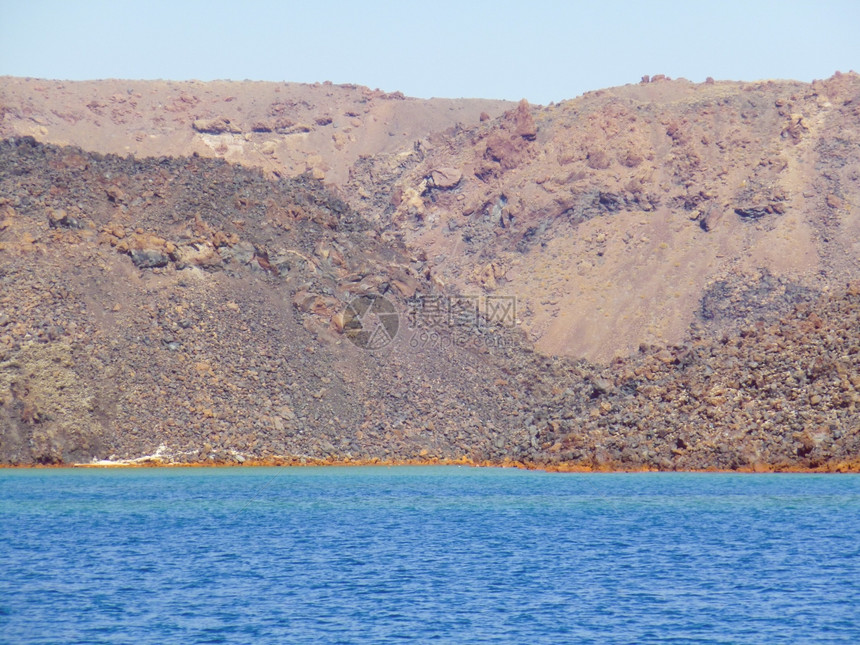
(735, 206), (770, 220)
(826, 194), (843, 209)
(130, 248), (169, 268)
(221, 241), (256, 265)
(699, 206), (724, 231)
(429, 167), (462, 190)
(47, 209), (84, 229)
(174, 243), (222, 270)
(586, 150), (611, 170)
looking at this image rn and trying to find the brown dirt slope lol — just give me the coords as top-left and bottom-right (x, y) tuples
(348, 73), (860, 362)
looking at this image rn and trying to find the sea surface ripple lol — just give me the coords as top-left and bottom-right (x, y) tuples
(1, 467), (859, 644)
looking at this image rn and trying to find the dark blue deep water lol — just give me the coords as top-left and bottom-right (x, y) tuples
(1, 467), (859, 644)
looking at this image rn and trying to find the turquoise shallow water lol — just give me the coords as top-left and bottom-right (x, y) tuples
(1, 467), (859, 644)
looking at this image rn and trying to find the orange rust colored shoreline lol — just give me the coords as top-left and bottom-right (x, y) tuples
(2, 456), (860, 473)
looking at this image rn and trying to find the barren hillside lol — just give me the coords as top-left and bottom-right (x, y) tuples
(0, 77), (512, 185)
(1, 75), (858, 469)
(348, 73), (860, 362)
(0, 138), (533, 465)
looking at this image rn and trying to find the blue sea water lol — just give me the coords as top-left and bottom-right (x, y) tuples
(1, 467), (859, 644)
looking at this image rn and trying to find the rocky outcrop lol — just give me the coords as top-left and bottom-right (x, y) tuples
(192, 117), (241, 135)
(515, 285), (860, 471)
(9, 75), (858, 364)
(0, 139), (527, 466)
(2, 73), (860, 470)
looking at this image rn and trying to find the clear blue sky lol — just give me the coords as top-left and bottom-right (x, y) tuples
(1, 0), (857, 104)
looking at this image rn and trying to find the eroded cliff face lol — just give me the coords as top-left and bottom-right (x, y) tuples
(1, 75), (859, 469)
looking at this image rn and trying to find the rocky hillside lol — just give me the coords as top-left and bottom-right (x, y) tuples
(4, 75), (857, 364)
(0, 137), (536, 465)
(348, 73), (860, 361)
(0, 74), (858, 470)
(1, 138), (858, 470)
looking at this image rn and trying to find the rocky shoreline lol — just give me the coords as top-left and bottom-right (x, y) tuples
(5, 457), (860, 473)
